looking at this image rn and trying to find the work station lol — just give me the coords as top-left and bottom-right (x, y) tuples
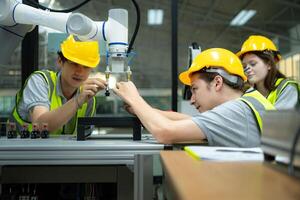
(0, 0), (300, 199)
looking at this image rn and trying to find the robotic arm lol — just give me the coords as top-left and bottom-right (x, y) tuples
(0, 0), (131, 94)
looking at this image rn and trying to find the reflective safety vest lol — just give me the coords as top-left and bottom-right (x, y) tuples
(11, 70), (96, 135)
(240, 89), (276, 134)
(267, 78), (300, 105)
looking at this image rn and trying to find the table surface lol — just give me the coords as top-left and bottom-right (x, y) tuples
(160, 151), (300, 200)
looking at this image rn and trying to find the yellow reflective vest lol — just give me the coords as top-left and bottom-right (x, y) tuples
(267, 78), (300, 105)
(11, 70), (96, 135)
(240, 89), (276, 134)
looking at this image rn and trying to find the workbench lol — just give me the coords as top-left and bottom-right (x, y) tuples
(0, 136), (167, 200)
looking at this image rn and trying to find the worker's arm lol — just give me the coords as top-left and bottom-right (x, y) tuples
(31, 78), (106, 132)
(113, 81), (206, 144)
(154, 109), (191, 120)
(30, 98), (80, 132)
(124, 103), (191, 120)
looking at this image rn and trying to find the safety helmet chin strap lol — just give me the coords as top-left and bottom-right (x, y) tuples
(204, 68), (239, 84)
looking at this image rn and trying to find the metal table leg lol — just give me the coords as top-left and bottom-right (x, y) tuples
(134, 154), (153, 200)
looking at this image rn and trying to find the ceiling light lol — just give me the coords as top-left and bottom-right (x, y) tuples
(230, 9), (256, 26)
(147, 9), (163, 25)
(8, 70), (21, 76)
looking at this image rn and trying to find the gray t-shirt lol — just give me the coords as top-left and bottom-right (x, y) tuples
(274, 84), (299, 110)
(18, 73), (50, 121)
(192, 99), (260, 147)
(18, 72), (93, 134)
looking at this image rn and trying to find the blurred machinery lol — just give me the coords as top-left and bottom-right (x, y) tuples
(182, 42), (201, 100)
(179, 42), (201, 115)
(262, 110), (300, 177)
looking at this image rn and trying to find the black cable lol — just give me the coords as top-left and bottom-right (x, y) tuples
(288, 127), (300, 176)
(25, 0), (91, 13)
(127, 0), (140, 54)
(0, 26), (25, 38)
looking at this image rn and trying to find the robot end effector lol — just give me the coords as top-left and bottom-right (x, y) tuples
(0, 0), (131, 93)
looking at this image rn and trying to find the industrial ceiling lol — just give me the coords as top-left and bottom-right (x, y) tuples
(1, 0), (300, 89)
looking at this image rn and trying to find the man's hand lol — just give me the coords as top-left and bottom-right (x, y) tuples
(112, 81), (141, 106)
(77, 78), (107, 106)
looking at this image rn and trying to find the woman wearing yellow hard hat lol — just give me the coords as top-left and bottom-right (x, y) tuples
(10, 35), (107, 135)
(113, 48), (275, 147)
(237, 35), (299, 109)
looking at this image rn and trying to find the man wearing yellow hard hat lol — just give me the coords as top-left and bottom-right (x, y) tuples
(113, 48), (275, 147)
(11, 35), (107, 135)
(237, 35), (299, 110)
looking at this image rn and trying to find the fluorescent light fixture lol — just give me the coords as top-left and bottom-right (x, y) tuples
(230, 9), (256, 26)
(8, 70), (21, 76)
(38, 0), (58, 8)
(147, 9), (164, 25)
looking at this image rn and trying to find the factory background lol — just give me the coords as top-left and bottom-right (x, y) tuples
(1, 0), (300, 117)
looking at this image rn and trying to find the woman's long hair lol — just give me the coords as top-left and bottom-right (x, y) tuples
(246, 51), (286, 92)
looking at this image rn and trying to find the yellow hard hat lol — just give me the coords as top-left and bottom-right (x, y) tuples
(179, 48), (247, 86)
(61, 35), (100, 68)
(236, 35), (281, 61)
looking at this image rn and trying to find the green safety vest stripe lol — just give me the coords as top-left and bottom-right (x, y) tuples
(11, 70), (96, 135)
(267, 78), (300, 105)
(240, 90), (275, 134)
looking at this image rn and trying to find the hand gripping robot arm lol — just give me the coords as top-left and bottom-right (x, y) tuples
(0, 0), (131, 95)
